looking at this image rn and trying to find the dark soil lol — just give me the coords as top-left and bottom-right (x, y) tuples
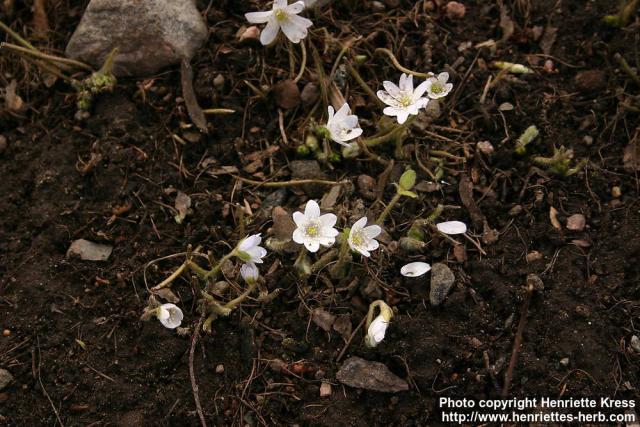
(1, 0), (640, 425)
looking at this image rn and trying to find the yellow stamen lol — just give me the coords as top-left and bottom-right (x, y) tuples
(275, 9), (287, 21)
(431, 82), (443, 94)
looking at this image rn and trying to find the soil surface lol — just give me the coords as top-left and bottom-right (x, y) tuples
(1, 0), (640, 425)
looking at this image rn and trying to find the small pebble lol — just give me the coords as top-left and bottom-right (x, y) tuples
(2, 329), (10, 337)
(574, 70), (607, 93)
(566, 214), (586, 231)
(319, 382), (332, 397)
(560, 357), (570, 366)
(445, 1), (465, 19)
(526, 251), (543, 263)
(215, 364), (224, 374)
(611, 186), (621, 198)
(213, 74), (225, 90)
(582, 135), (593, 145)
(238, 25), (260, 43)
(477, 140), (494, 154)
(0, 369), (13, 391)
(631, 335), (640, 353)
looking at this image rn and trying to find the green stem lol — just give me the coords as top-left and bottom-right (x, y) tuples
(310, 248), (338, 273)
(0, 20), (37, 51)
(331, 231), (352, 277)
(376, 192), (402, 225)
(204, 250), (237, 279)
(345, 61), (383, 106)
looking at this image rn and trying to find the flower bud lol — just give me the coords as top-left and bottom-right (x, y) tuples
(398, 168), (416, 191)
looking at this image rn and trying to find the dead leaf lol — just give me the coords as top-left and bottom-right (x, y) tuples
(459, 174), (485, 228)
(497, 0), (514, 43)
(311, 308), (335, 332)
(333, 315), (352, 341)
(540, 25), (558, 55)
(272, 206), (295, 240)
(549, 206), (561, 229)
(174, 191), (191, 224)
(320, 185), (341, 209)
(623, 143), (640, 171)
(181, 58), (208, 133)
(31, 0), (50, 39)
(4, 80), (25, 113)
(272, 80), (300, 109)
(152, 288), (180, 303)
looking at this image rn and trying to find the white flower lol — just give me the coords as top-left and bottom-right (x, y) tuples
(240, 263), (259, 284)
(245, 0), (312, 45)
(326, 103), (363, 147)
(400, 262), (431, 277)
(365, 314), (389, 347)
(237, 234), (267, 264)
(157, 303), (183, 329)
(377, 73), (430, 124)
(425, 72), (453, 99)
(348, 217), (382, 257)
(436, 221), (467, 235)
(292, 200), (339, 252)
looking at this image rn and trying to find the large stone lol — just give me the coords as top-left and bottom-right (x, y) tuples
(65, 0), (208, 77)
(429, 263), (455, 306)
(336, 357), (408, 393)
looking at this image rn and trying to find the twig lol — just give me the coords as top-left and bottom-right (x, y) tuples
(1, 42), (93, 72)
(203, 108), (235, 115)
(375, 48), (431, 78)
(614, 53), (640, 86)
(37, 337), (64, 426)
(293, 40), (307, 83)
(345, 61), (383, 106)
(0, 20), (37, 51)
(232, 175), (345, 187)
(336, 315), (367, 362)
(190, 313), (208, 427)
(502, 286), (534, 397)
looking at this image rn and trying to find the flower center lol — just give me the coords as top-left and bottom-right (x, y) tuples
(305, 222), (320, 237)
(351, 230), (365, 246)
(399, 94), (413, 107)
(274, 9), (287, 21)
(430, 82), (443, 94)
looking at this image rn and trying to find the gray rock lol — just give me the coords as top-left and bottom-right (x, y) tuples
(67, 239), (113, 261)
(289, 160), (327, 197)
(631, 335), (640, 353)
(0, 369), (13, 390)
(429, 263), (455, 306)
(65, 0), (208, 76)
(336, 357), (408, 393)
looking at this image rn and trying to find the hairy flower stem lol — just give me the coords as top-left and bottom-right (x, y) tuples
(331, 230), (351, 279)
(310, 248), (338, 273)
(376, 192), (402, 225)
(204, 250), (237, 279)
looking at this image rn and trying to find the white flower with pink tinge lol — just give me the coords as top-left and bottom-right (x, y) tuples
(377, 73), (431, 124)
(292, 200), (339, 252)
(237, 234), (267, 264)
(157, 303), (184, 329)
(348, 217), (382, 257)
(245, 0), (312, 45)
(425, 72), (454, 100)
(326, 103), (363, 147)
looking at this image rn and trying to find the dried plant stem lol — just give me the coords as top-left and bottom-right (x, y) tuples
(375, 48), (431, 78)
(203, 108), (235, 115)
(232, 175), (344, 187)
(502, 287), (534, 397)
(293, 40), (307, 83)
(1, 42), (93, 72)
(345, 61), (383, 106)
(0, 20), (36, 51)
(190, 312), (208, 427)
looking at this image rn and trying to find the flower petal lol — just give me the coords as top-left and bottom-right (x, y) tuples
(340, 128), (362, 141)
(280, 18), (307, 43)
(413, 80), (430, 100)
(304, 200), (320, 218)
(366, 238), (379, 252)
(245, 246), (267, 262)
(377, 90), (402, 107)
(285, 0), (306, 14)
(260, 18), (280, 45)
(382, 80), (401, 98)
(396, 110), (410, 124)
(327, 105), (335, 121)
(334, 103), (351, 121)
(400, 73), (413, 92)
(305, 240), (320, 252)
(436, 220), (467, 235)
(292, 211), (306, 227)
(245, 11), (273, 23)
(274, 0), (288, 8)
(400, 262), (431, 277)
(352, 216), (368, 230)
(292, 228), (305, 244)
(438, 71), (449, 83)
(319, 213), (337, 228)
(364, 224), (382, 238)
(239, 234), (261, 251)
